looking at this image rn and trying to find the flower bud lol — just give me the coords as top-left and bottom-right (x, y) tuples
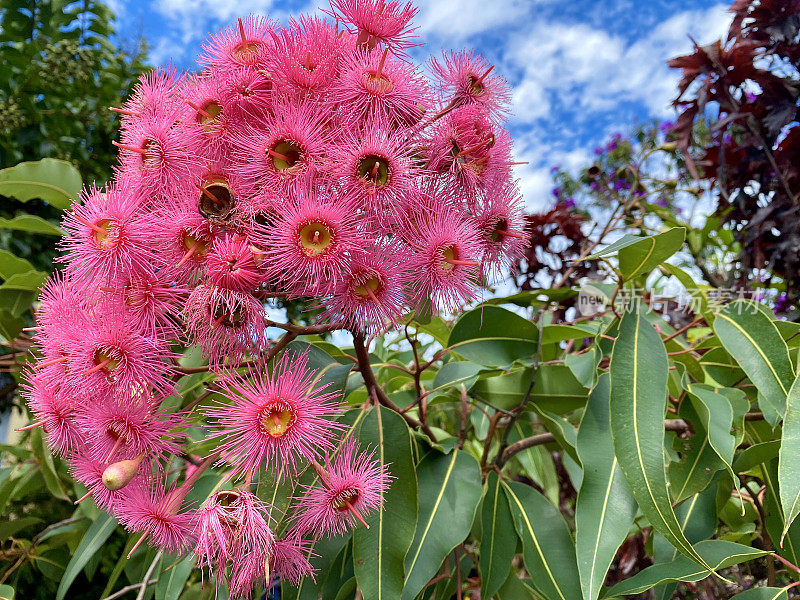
(102, 454), (144, 491)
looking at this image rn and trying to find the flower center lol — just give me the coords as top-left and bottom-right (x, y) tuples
(354, 275), (381, 298)
(141, 138), (160, 166)
(439, 245), (457, 273)
(210, 301), (244, 328)
(332, 488), (360, 512)
(93, 347), (121, 373)
(490, 218), (508, 243)
(198, 180), (235, 219)
(180, 231), (211, 259)
(365, 71), (392, 94)
(258, 402), (295, 438)
(357, 155), (390, 186)
(270, 140), (304, 171)
(93, 219), (121, 249)
(232, 41), (262, 63)
(468, 74), (485, 96)
(298, 221), (334, 257)
(196, 101), (223, 133)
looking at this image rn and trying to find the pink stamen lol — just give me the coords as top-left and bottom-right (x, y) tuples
(72, 214), (107, 236)
(473, 64), (495, 87)
(237, 17), (247, 43)
(196, 183), (223, 205)
(175, 244), (199, 269)
(105, 435), (125, 463)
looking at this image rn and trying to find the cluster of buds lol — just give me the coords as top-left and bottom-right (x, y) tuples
(21, 0), (525, 596)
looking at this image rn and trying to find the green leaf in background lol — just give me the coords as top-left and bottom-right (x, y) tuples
(0, 310), (25, 343)
(56, 511), (118, 600)
(402, 449), (482, 600)
(503, 480), (581, 600)
(779, 370), (800, 539)
(0, 214), (63, 235)
(430, 361), (486, 396)
(610, 309), (717, 573)
(534, 407), (579, 464)
(686, 384), (741, 506)
(353, 405), (418, 600)
(30, 427), (69, 501)
(669, 400), (725, 503)
(575, 374), (637, 600)
(565, 345), (601, 389)
(617, 227), (687, 280)
(0, 250), (36, 279)
(287, 533), (351, 600)
(155, 553), (195, 600)
(0, 585), (14, 600)
(480, 471), (517, 599)
(603, 540), (769, 597)
(494, 573), (538, 600)
(653, 485), (719, 600)
(729, 588), (789, 600)
(714, 300), (794, 423)
(447, 305), (538, 367)
(0, 158), (82, 208)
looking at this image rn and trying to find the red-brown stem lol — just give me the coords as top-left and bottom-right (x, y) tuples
(112, 141), (147, 155)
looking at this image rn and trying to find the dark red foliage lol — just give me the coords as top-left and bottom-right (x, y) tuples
(668, 0), (800, 299)
(514, 205), (595, 291)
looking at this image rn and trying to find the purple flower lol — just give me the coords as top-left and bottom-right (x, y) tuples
(654, 199), (668, 207)
(561, 197), (576, 209)
(659, 121), (675, 134)
(550, 165), (560, 174)
(745, 91), (758, 103)
(551, 187), (561, 198)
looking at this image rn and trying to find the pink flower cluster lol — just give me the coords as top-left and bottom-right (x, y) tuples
(22, 0), (525, 597)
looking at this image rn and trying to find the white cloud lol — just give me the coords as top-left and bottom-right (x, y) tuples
(415, 0), (537, 40)
(506, 4), (730, 124)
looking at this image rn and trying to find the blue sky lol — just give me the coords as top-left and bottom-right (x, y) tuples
(110, 0), (731, 210)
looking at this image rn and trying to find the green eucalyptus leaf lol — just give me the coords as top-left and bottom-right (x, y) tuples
(0, 158), (82, 208)
(479, 471), (517, 599)
(402, 450), (482, 600)
(617, 227), (686, 280)
(575, 374), (636, 600)
(448, 305), (538, 367)
(610, 309), (717, 573)
(56, 512), (118, 600)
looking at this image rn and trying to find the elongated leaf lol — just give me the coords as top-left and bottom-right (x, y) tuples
(535, 407), (579, 464)
(714, 301), (794, 422)
(669, 399), (725, 502)
(287, 533), (351, 600)
(156, 553), (195, 600)
(575, 374), (636, 600)
(402, 450), (482, 600)
(609, 309), (716, 573)
(0, 215), (63, 235)
(0, 585), (14, 600)
(687, 385), (740, 502)
(480, 471), (517, 599)
(0, 250), (35, 280)
(653, 485), (718, 600)
(734, 440), (780, 474)
(56, 512), (117, 600)
(617, 227), (686, 280)
(503, 480), (581, 600)
(780, 369), (800, 537)
(729, 588), (788, 600)
(430, 361), (486, 395)
(0, 158), (82, 208)
(495, 573), (538, 600)
(353, 405), (418, 600)
(448, 305), (538, 367)
(604, 540), (769, 597)
(31, 428), (69, 501)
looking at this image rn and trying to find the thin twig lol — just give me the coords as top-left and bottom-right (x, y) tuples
(99, 580), (158, 600)
(135, 549), (163, 600)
